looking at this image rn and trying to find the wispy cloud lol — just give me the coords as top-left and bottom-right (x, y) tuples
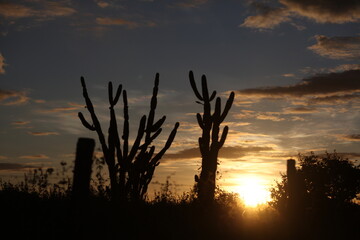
(308, 35), (360, 60)
(309, 94), (360, 105)
(20, 154), (49, 159)
(241, 0), (360, 29)
(256, 114), (285, 122)
(241, 3), (290, 29)
(96, 17), (141, 29)
(164, 146), (273, 160)
(95, 1), (110, 8)
(174, 0), (208, 9)
(283, 107), (318, 114)
(0, 162), (36, 171)
(336, 134), (360, 142)
(0, 1), (76, 19)
(0, 89), (29, 105)
(11, 121), (31, 129)
(0, 53), (6, 74)
(28, 131), (59, 136)
(282, 73), (295, 78)
(39, 106), (79, 113)
(37, 102), (83, 113)
(329, 64), (360, 72)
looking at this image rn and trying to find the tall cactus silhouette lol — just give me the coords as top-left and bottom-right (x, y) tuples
(78, 73), (179, 201)
(189, 71), (235, 203)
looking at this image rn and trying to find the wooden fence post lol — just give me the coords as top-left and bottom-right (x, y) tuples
(72, 138), (95, 200)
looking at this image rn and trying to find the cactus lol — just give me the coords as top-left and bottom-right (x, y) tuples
(189, 71), (235, 203)
(79, 73), (179, 201)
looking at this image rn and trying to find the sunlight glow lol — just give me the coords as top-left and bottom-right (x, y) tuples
(234, 176), (271, 207)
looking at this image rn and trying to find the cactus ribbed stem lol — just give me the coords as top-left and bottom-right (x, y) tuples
(189, 71), (234, 203)
(79, 73), (179, 201)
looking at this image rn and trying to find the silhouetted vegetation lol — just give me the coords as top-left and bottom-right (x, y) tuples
(270, 152), (360, 239)
(270, 152), (360, 213)
(1, 71), (359, 239)
(79, 74), (179, 201)
(1, 152), (359, 239)
(189, 71), (235, 203)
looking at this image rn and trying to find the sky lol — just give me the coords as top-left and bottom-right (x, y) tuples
(0, 0), (359, 200)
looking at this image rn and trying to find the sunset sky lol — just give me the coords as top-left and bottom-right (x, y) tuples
(0, 0), (359, 200)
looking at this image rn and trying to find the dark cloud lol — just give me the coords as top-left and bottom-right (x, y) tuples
(338, 152), (360, 159)
(308, 35), (360, 60)
(309, 94), (360, 104)
(281, 0), (360, 23)
(241, 0), (360, 29)
(0, 89), (29, 105)
(338, 134), (360, 142)
(164, 146), (273, 160)
(0, 162), (36, 171)
(237, 70), (360, 100)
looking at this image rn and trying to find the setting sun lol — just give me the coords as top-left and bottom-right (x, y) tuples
(234, 176), (271, 207)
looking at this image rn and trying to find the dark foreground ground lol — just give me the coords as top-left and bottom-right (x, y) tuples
(1, 190), (359, 240)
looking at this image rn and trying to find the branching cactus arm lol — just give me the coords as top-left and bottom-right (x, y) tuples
(189, 71), (235, 203)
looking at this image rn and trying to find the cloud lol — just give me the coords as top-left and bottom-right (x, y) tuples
(283, 107), (318, 114)
(241, 3), (291, 29)
(282, 73), (295, 77)
(337, 134), (360, 142)
(164, 146), (273, 160)
(0, 162), (36, 171)
(96, 17), (140, 28)
(280, 0), (360, 24)
(308, 35), (360, 60)
(28, 131), (59, 136)
(337, 152), (360, 160)
(241, 0), (360, 29)
(95, 1), (110, 8)
(237, 70), (360, 99)
(0, 2), (33, 18)
(11, 121), (31, 128)
(39, 106), (79, 113)
(0, 89), (29, 105)
(0, 53), (6, 74)
(309, 94), (360, 104)
(329, 64), (360, 72)
(20, 154), (49, 159)
(174, 0), (208, 8)
(256, 114), (285, 121)
(0, 1), (76, 19)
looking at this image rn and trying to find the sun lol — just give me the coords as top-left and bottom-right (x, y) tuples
(234, 176), (271, 207)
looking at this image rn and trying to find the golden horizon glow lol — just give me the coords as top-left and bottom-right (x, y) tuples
(233, 176), (271, 207)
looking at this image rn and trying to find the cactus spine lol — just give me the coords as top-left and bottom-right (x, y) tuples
(189, 71), (235, 203)
(79, 73), (179, 201)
